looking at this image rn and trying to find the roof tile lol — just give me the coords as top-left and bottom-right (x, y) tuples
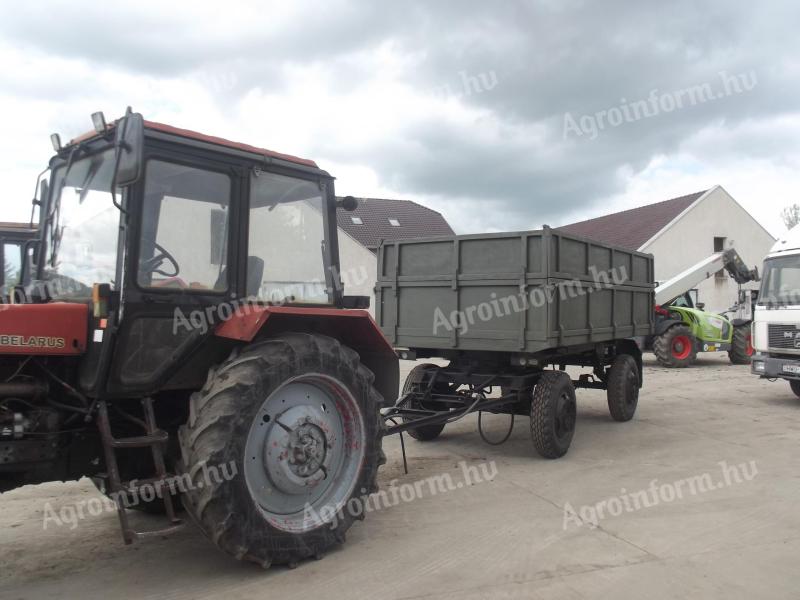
(557, 190), (707, 250)
(336, 198), (454, 249)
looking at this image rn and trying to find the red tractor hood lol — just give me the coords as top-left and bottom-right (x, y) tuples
(0, 303), (89, 355)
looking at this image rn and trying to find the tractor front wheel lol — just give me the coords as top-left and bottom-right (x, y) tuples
(729, 324), (754, 365)
(653, 325), (697, 368)
(178, 333), (384, 568)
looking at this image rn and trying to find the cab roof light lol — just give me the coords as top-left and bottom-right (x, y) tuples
(91, 111), (107, 133)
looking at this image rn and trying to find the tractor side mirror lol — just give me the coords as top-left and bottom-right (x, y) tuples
(337, 196), (358, 211)
(114, 108), (144, 187)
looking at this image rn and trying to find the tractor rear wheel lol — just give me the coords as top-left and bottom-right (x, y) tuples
(653, 325), (697, 368)
(530, 371), (576, 459)
(729, 324), (754, 365)
(401, 364), (448, 441)
(606, 354), (639, 422)
(178, 333), (384, 568)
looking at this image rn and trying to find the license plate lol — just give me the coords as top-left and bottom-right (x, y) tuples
(783, 364), (800, 374)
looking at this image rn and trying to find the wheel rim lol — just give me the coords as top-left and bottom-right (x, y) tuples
(554, 391), (576, 440)
(244, 374), (365, 533)
(745, 333), (754, 356)
(671, 335), (692, 360)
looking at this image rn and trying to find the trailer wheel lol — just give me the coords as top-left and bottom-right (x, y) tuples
(401, 364), (447, 441)
(653, 325), (697, 368)
(178, 333), (384, 568)
(530, 371), (576, 459)
(790, 380), (800, 398)
(606, 354), (639, 422)
(729, 324), (754, 365)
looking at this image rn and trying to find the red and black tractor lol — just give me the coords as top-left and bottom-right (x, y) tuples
(0, 109), (398, 567)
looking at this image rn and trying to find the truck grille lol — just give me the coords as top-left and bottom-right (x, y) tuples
(768, 324), (800, 351)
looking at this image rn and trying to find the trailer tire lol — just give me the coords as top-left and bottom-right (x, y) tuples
(606, 354), (639, 422)
(790, 380), (800, 398)
(653, 325), (697, 368)
(530, 371), (576, 459)
(729, 324), (753, 365)
(178, 333), (384, 568)
(402, 364), (447, 441)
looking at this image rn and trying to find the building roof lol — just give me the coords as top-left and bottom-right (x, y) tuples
(336, 197), (455, 249)
(558, 190), (707, 250)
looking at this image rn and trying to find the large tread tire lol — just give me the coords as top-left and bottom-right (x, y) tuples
(530, 371), (576, 459)
(178, 333), (385, 568)
(653, 325), (697, 368)
(606, 354), (640, 422)
(789, 380), (800, 398)
(729, 324), (754, 365)
(402, 364), (447, 441)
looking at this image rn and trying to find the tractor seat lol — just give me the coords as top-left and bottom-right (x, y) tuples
(214, 256), (264, 298)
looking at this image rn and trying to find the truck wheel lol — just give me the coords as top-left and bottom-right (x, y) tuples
(530, 371), (576, 459)
(606, 354), (639, 422)
(653, 325), (697, 368)
(790, 380), (800, 398)
(401, 364), (447, 441)
(178, 333), (384, 568)
(729, 324), (754, 365)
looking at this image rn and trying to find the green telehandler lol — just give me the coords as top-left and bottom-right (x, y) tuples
(650, 249), (759, 368)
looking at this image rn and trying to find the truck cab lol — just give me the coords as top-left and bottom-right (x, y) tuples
(751, 226), (800, 395)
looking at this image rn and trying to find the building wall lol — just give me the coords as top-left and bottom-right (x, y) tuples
(336, 230), (378, 316)
(641, 186), (774, 313)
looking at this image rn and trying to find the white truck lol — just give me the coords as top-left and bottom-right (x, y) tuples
(751, 225), (800, 396)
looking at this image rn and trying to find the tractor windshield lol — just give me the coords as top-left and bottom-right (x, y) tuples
(759, 255), (800, 307)
(40, 148), (120, 299)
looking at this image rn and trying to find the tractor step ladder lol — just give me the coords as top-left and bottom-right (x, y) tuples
(96, 398), (183, 543)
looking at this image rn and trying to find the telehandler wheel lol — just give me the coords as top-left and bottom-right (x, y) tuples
(653, 325), (697, 368)
(530, 371), (576, 459)
(790, 380), (800, 398)
(606, 354), (639, 422)
(401, 364), (448, 441)
(178, 333), (385, 568)
(729, 324), (754, 365)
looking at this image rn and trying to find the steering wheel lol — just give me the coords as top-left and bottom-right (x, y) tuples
(141, 242), (180, 278)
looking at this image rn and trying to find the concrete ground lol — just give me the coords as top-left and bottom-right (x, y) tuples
(2, 353), (800, 599)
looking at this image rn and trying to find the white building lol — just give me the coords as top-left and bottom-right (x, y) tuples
(560, 186), (775, 312)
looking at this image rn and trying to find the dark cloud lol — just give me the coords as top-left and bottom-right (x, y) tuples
(2, 0), (798, 229)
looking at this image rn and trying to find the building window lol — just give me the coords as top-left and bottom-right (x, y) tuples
(714, 236), (726, 278)
(351, 216), (363, 225)
(388, 218), (400, 227)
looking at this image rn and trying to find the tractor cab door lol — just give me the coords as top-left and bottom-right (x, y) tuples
(95, 151), (246, 397)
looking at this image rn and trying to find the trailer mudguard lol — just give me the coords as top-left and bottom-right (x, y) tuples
(215, 306), (399, 405)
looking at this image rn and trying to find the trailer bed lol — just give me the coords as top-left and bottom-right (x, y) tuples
(375, 226), (654, 355)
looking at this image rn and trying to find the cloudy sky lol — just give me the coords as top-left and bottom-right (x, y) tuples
(0, 0), (797, 237)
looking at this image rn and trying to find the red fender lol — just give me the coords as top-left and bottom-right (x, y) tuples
(215, 306), (399, 405)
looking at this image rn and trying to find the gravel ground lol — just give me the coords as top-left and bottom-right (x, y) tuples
(1, 353), (799, 599)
